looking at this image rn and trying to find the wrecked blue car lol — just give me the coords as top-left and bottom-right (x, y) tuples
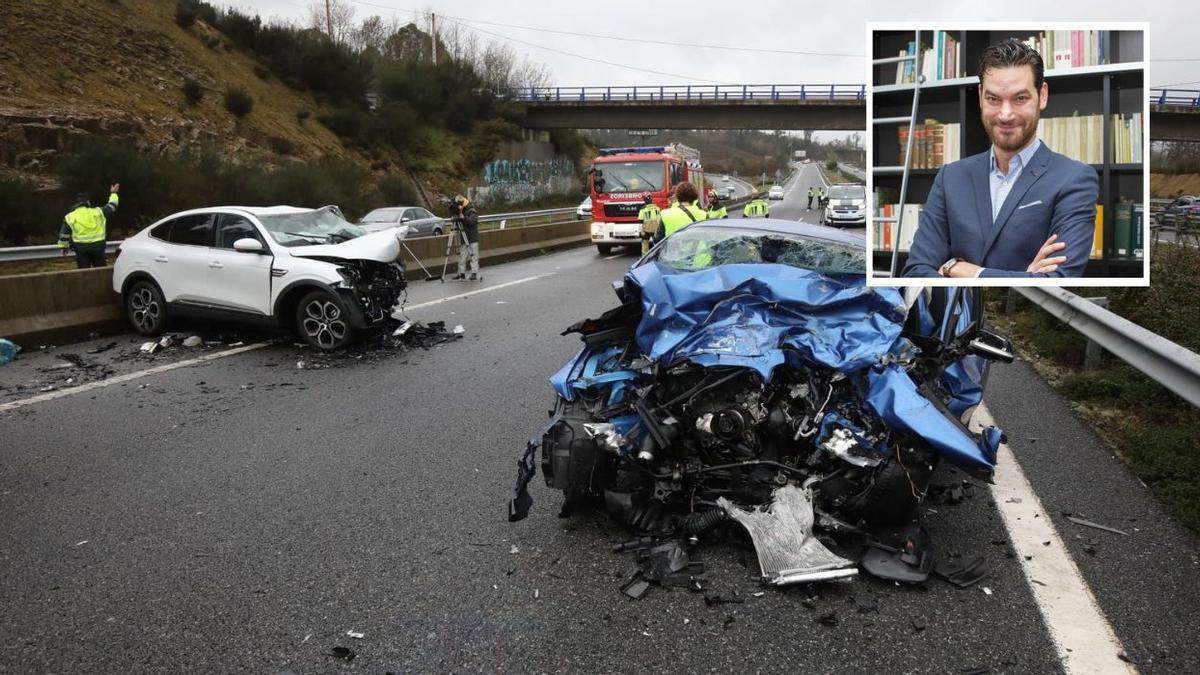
(510, 219), (1015, 586)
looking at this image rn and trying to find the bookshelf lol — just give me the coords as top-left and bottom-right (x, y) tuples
(871, 29), (1145, 277)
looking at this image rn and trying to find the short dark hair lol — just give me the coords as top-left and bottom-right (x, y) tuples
(674, 181), (699, 204)
(977, 40), (1044, 91)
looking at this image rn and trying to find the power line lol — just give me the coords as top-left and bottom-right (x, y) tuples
(343, 0), (861, 58)
(442, 16), (735, 85)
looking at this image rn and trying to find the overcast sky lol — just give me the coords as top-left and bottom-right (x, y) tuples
(230, 0), (1198, 141)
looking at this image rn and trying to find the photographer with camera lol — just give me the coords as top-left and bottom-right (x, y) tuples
(447, 195), (481, 281)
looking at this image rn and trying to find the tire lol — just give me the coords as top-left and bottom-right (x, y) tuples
(432, 227), (444, 236)
(296, 289), (355, 351)
(126, 279), (167, 336)
(597, 243), (613, 255)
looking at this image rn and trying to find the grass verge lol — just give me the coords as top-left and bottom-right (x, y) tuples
(986, 243), (1200, 532)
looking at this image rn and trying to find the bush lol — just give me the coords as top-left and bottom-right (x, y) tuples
(266, 136), (294, 156)
(181, 77), (203, 106)
(223, 86), (254, 117)
(0, 178), (63, 246)
(377, 174), (417, 206)
(174, 0), (198, 28)
(318, 106), (366, 142)
(825, 160), (838, 171)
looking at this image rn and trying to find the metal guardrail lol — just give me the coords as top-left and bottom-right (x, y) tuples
(0, 207), (582, 264)
(499, 84), (867, 103)
(1014, 287), (1200, 408)
(1150, 88), (1200, 107)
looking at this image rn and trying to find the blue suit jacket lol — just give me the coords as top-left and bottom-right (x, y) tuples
(902, 143), (1098, 278)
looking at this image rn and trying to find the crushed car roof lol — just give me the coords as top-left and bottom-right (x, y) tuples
(684, 218), (865, 248)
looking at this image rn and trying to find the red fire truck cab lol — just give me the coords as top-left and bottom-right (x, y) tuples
(586, 143), (705, 254)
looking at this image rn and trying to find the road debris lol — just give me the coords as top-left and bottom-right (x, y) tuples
(182, 336), (203, 348)
(1066, 516), (1130, 537)
(86, 342), (118, 354)
(934, 556), (989, 588)
(139, 342), (160, 354)
(327, 646), (356, 661)
(346, 630), (364, 639)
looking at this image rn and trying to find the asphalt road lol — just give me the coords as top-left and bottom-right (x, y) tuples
(2, 245), (1197, 672)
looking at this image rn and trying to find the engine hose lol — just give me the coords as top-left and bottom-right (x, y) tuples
(675, 509), (728, 535)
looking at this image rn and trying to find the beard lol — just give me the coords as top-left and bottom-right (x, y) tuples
(983, 111), (1039, 153)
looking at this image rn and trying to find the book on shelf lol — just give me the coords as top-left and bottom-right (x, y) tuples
(1016, 30), (1112, 71)
(896, 120), (960, 169)
(1112, 199), (1133, 258)
(894, 37), (964, 84)
(1131, 202), (1144, 259)
(874, 203), (923, 252)
(1036, 114), (1106, 165)
(1090, 204), (1104, 259)
(1110, 112), (1143, 163)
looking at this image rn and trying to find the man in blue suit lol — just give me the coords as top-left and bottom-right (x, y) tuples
(903, 41), (1098, 279)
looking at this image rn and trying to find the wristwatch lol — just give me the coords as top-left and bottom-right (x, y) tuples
(938, 257), (963, 277)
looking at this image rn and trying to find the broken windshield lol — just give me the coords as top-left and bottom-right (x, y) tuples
(593, 161), (664, 194)
(654, 226), (866, 275)
(258, 206), (367, 247)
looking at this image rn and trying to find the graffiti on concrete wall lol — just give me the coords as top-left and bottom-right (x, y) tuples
(469, 156), (577, 206)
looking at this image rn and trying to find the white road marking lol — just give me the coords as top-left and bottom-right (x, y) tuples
(0, 342), (270, 413)
(604, 254), (624, 260)
(2, 274), (555, 413)
(974, 403), (1135, 674)
(396, 273), (551, 313)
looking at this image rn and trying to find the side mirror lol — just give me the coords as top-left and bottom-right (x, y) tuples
(401, 216), (412, 223)
(968, 328), (1015, 363)
(233, 238), (265, 253)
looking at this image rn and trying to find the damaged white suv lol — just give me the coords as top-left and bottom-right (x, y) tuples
(112, 205), (407, 350)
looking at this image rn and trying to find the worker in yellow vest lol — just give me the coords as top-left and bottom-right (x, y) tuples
(638, 196), (662, 254)
(654, 182), (707, 244)
(743, 193), (770, 218)
(59, 183), (120, 268)
(706, 190), (728, 219)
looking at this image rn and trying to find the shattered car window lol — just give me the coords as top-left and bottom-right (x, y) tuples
(654, 226), (865, 274)
(258, 206), (367, 247)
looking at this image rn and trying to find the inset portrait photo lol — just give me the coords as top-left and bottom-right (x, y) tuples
(866, 23), (1149, 286)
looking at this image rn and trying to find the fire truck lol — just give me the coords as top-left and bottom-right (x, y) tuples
(585, 143), (705, 254)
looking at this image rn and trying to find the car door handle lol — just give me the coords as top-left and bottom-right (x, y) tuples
(209, 261), (224, 269)
(154, 256), (168, 263)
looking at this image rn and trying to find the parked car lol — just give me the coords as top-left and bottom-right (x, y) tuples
(1158, 195), (1200, 225)
(768, 185), (785, 200)
(722, 175), (731, 183)
(359, 206), (446, 237)
(112, 205), (407, 350)
(577, 197), (593, 220)
(823, 183), (867, 227)
(510, 218), (1014, 585)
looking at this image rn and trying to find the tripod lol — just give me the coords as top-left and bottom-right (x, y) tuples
(438, 219), (481, 282)
(398, 237), (438, 281)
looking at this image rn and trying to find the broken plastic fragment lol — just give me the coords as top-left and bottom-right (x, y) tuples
(453, 325), (465, 334)
(139, 342), (159, 354)
(719, 485), (857, 585)
(393, 320), (415, 336)
(346, 631), (364, 639)
(183, 336), (203, 347)
(328, 647), (356, 661)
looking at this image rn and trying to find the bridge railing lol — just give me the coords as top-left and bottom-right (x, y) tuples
(1150, 88), (1200, 107)
(499, 84), (867, 103)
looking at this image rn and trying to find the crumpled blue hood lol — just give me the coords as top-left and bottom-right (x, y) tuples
(626, 262), (908, 380)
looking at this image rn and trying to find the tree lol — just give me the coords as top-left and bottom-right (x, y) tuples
(306, 0), (355, 45)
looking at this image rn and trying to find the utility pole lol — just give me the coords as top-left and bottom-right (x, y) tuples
(430, 13), (437, 65)
(325, 0), (333, 43)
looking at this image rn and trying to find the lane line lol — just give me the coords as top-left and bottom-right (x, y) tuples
(2, 274), (555, 413)
(975, 403), (1135, 674)
(395, 273), (552, 313)
(0, 342), (270, 414)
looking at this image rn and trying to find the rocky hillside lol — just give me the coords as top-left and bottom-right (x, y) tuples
(0, 0), (358, 182)
(1151, 173), (1200, 198)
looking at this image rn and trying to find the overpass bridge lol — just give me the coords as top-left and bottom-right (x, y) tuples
(501, 83), (866, 130)
(1151, 89), (1200, 142)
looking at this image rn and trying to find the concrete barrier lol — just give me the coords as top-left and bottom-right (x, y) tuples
(0, 220), (591, 347)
